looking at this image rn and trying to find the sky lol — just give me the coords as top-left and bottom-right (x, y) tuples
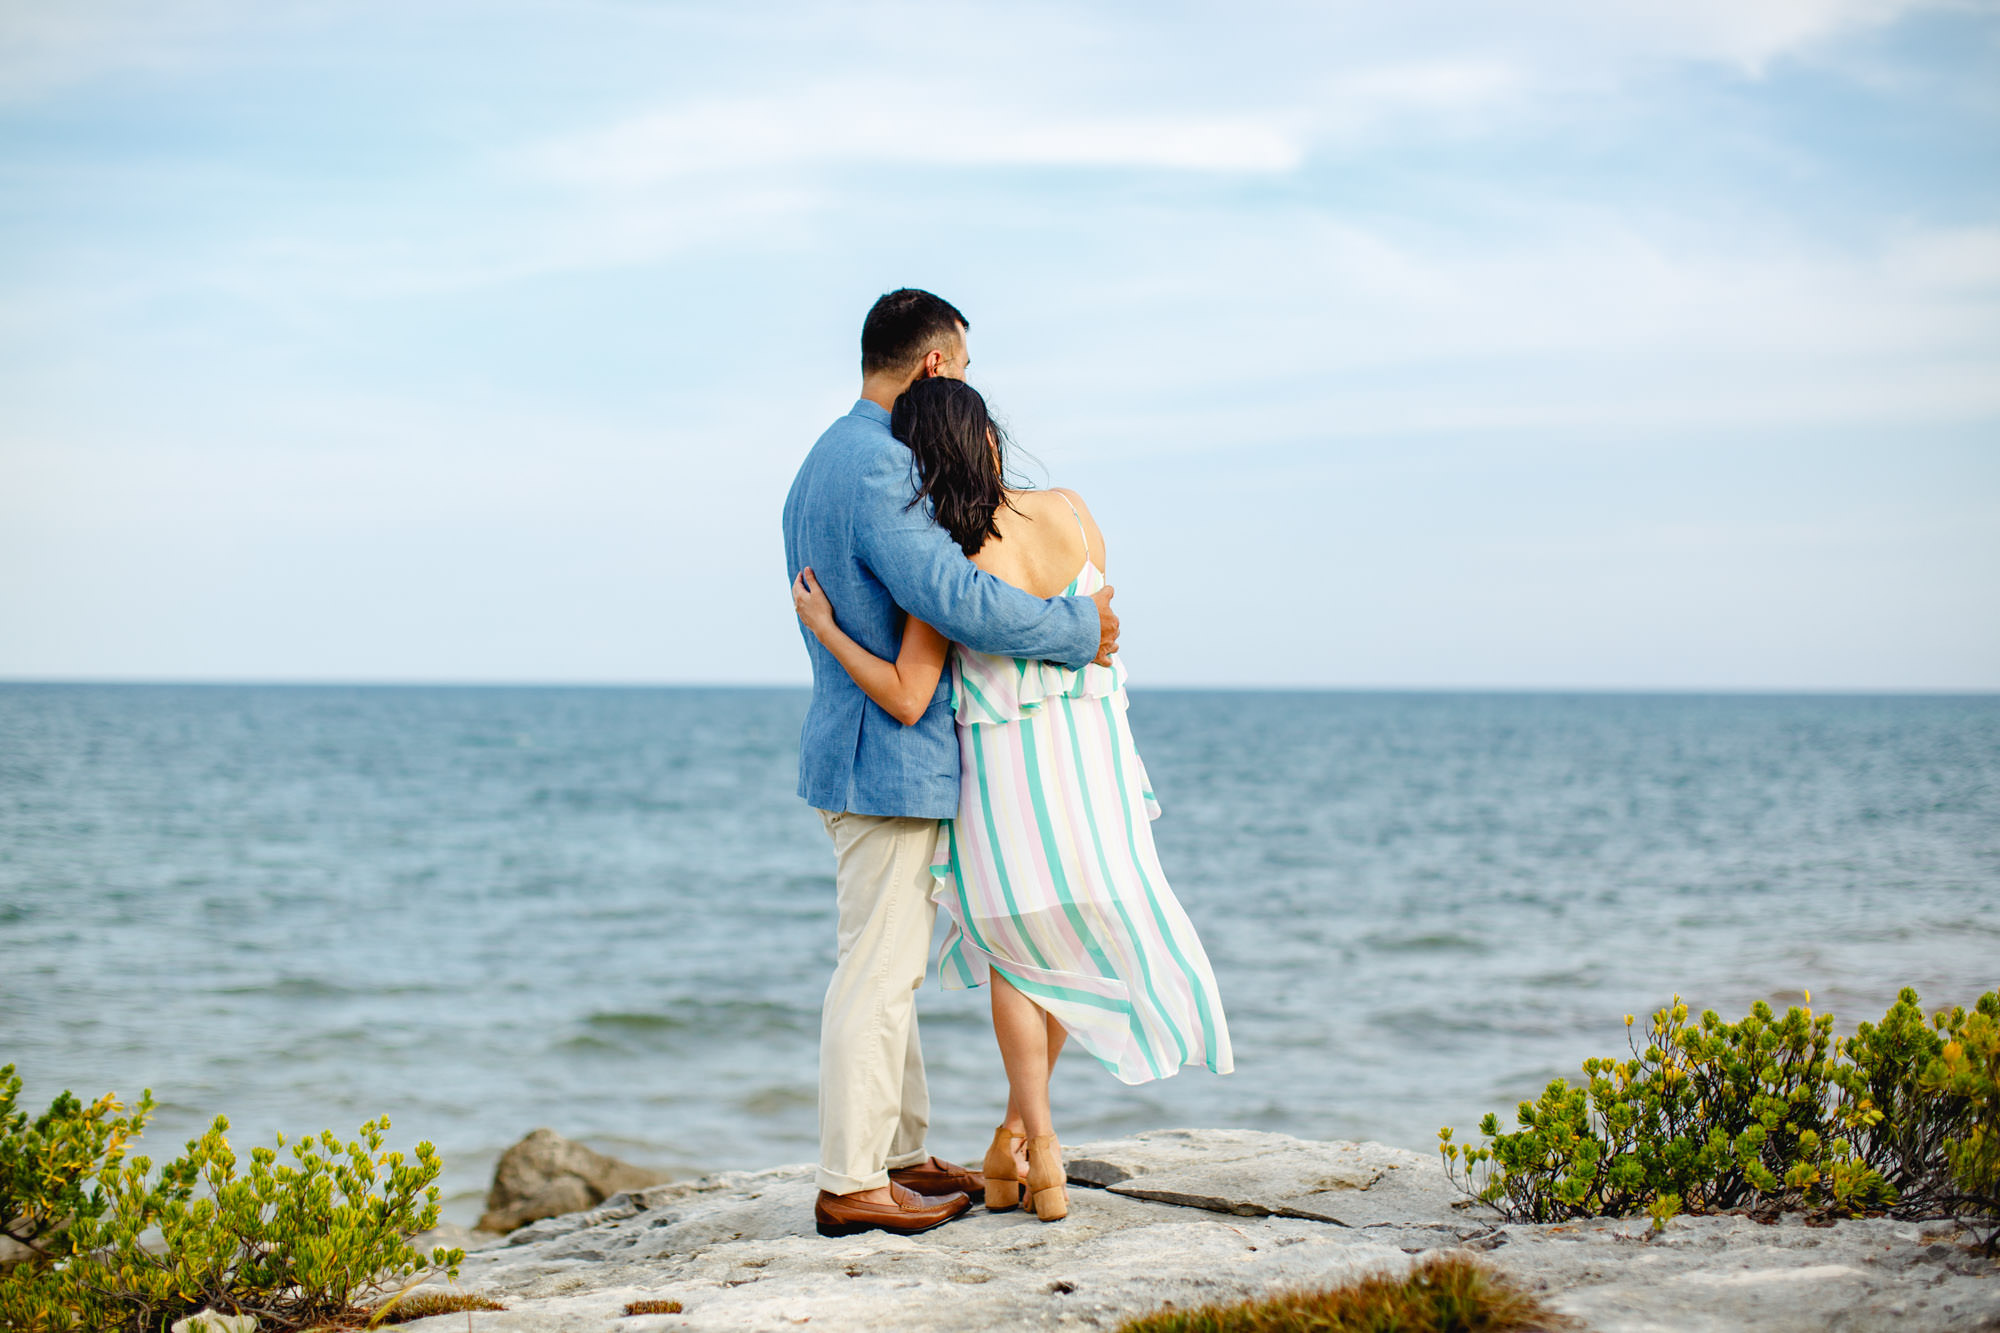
(1, 1), (1997, 689)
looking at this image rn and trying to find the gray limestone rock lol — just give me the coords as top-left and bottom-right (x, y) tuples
(168, 1311), (257, 1333)
(1066, 1127), (1475, 1231)
(477, 1129), (671, 1234)
(0, 1232), (37, 1269)
(399, 1130), (1997, 1332)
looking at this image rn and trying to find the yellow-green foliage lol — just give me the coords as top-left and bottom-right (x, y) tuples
(1924, 1000), (2000, 1247)
(1116, 1253), (1570, 1333)
(0, 1066), (464, 1333)
(1439, 988), (2000, 1235)
(0, 1064), (154, 1264)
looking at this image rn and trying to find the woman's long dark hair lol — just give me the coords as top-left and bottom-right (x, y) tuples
(891, 377), (1012, 556)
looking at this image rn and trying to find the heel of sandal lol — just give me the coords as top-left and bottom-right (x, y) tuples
(1025, 1134), (1067, 1222)
(983, 1125), (1023, 1212)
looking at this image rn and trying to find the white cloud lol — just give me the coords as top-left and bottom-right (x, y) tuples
(514, 52), (1547, 188)
(1309, 0), (1958, 78)
(517, 85), (1306, 184)
(1317, 60), (1524, 126)
(1884, 225), (2000, 288)
(0, 0), (258, 101)
(0, 0), (1965, 111)
(1596, 0), (1944, 71)
(973, 204), (2000, 464)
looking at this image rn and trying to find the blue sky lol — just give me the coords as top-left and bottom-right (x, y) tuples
(2, 1), (1996, 688)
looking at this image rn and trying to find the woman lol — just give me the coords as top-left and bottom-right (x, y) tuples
(791, 377), (1231, 1223)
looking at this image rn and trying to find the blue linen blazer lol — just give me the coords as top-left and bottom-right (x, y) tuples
(783, 399), (1101, 819)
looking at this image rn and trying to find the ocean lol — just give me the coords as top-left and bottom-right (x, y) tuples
(2, 684), (1995, 1224)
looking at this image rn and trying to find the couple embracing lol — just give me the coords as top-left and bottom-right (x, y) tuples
(782, 289), (1232, 1239)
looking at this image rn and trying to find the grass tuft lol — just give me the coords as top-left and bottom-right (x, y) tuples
(1116, 1252), (1571, 1333)
(371, 1291), (507, 1324)
(623, 1298), (685, 1315)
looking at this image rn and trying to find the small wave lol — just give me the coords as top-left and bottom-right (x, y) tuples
(553, 1033), (625, 1054)
(736, 1085), (815, 1117)
(585, 1011), (692, 1032)
(579, 1000), (814, 1045)
(212, 977), (442, 999)
(1361, 931), (1491, 955)
(1523, 966), (1605, 989)
(216, 976), (349, 999)
(1376, 1006), (1509, 1039)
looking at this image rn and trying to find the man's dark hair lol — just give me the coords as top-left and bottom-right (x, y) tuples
(861, 288), (968, 376)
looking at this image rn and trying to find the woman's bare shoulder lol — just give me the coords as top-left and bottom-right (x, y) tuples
(1047, 486), (1094, 518)
(1041, 487), (1107, 570)
(1012, 486), (1094, 520)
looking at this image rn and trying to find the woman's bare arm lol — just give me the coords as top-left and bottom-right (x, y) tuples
(793, 567), (950, 726)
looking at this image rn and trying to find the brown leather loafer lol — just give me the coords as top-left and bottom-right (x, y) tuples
(888, 1155), (985, 1199)
(814, 1182), (969, 1238)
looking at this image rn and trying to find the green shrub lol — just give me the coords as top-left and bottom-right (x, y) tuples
(1115, 1252), (1571, 1333)
(1, 1064), (155, 1267)
(1923, 997), (2000, 1248)
(1833, 987), (1966, 1212)
(1439, 988), (2000, 1238)
(0, 1066), (464, 1332)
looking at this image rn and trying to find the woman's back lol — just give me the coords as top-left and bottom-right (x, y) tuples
(949, 489), (1116, 727)
(971, 489), (1106, 599)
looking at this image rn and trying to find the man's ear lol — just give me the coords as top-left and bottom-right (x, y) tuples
(921, 348), (944, 378)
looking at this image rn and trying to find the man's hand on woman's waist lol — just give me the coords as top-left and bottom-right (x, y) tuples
(1090, 585), (1119, 667)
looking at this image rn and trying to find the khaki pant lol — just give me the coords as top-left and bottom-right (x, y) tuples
(816, 810), (938, 1194)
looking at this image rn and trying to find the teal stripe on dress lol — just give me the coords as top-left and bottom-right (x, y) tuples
(1018, 713), (1121, 984)
(947, 938), (976, 987)
(937, 828), (980, 990)
(1103, 694), (1221, 1066)
(966, 732), (1054, 971)
(1059, 691), (1173, 1079)
(989, 962), (1131, 1017)
(957, 668), (1004, 726)
(946, 815), (1011, 968)
(945, 830), (989, 952)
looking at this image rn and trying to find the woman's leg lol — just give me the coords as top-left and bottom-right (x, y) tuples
(993, 973), (1065, 1147)
(994, 978), (1074, 1221)
(999, 1011), (1069, 1122)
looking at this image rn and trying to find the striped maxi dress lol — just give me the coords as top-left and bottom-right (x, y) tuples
(928, 537), (1233, 1086)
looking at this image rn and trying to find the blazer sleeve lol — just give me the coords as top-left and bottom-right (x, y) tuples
(853, 450), (1101, 670)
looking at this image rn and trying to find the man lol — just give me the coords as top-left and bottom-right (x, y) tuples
(782, 289), (1119, 1237)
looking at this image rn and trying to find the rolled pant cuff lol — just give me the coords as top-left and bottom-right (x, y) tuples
(885, 1147), (930, 1170)
(817, 1166), (889, 1195)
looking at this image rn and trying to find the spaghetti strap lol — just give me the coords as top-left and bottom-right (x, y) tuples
(1055, 490), (1091, 561)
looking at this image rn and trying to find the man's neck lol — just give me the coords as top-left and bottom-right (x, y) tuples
(859, 372), (915, 412)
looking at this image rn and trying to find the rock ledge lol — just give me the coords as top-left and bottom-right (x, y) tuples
(411, 1129), (1997, 1332)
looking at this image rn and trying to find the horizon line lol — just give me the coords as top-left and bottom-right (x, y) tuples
(3, 677), (1996, 697)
